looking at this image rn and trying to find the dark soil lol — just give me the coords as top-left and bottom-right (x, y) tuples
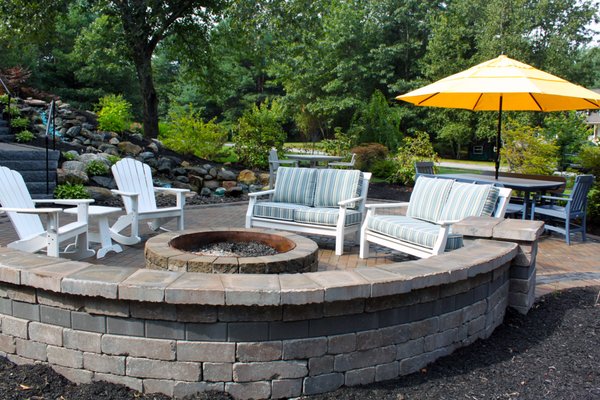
(1, 286), (598, 399)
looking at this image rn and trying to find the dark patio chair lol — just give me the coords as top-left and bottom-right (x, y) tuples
(530, 174), (594, 244)
(414, 161), (435, 176)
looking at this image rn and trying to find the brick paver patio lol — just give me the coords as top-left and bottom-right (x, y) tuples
(1, 201), (598, 298)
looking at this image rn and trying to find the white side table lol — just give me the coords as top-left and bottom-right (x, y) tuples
(65, 205), (123, 259)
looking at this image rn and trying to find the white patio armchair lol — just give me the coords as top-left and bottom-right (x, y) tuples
(328, 153), (356, 169)
(110, 158), (190, 244)
(0, 166), (95, 259)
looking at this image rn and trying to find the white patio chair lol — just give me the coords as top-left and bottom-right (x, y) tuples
(328, 153), (356, 169)
(110, 158), (190, 244)
(0, 166), (94, 259)
(268, 148), (298, 189)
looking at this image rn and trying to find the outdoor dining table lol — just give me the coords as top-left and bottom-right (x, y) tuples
(438, 173), (565, 218)
(284, 153), (344, 168)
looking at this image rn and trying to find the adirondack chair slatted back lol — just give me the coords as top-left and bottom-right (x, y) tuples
(0, 166), (44, 239)
(112, 158), (157, 214)
(570, 175), (594, 214)
(415, 161), (435, 175)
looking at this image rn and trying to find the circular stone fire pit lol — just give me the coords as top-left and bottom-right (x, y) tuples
(145, 228), (319, 274)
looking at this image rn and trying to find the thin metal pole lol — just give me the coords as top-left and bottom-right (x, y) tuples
(52, 101), (56, 150)
(495, 96), (503, 180)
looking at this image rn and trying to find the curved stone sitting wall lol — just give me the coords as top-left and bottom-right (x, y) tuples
(0, 218), (542, 399)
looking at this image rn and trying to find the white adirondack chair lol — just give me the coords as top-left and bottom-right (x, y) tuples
(0, 166), (94, 259)
(110, 158), (190, 244)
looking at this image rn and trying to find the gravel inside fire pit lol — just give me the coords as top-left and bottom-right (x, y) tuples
(193, 241), (278, 257)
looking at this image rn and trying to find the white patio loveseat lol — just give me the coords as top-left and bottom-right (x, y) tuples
(246, 167), (372, 255)
(359, 176), (512, 259)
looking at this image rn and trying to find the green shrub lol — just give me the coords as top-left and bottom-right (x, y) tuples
(579, 146), (600, 177)
(85, 160), (109, 176)
(62, 152), (77, 161)
(348, 90), (402, 151)
(389, 131), (439, 186)
(319, 127), (357, 156)
(15, 130), (35, 143)
(0, 94), (8, 105)
(161, 109), (227, 160)
(371, 158), (397, 179)
(96, 94), (133, 133)
(106, 155), (121, 166)
(351, 143), (389, 171)
(234, 99), (287, 169)
(54, 183), (89, 199)
(501, 119), (558, 174)
(10, 117), (29, 129)
(7, 104), (21, 117)
(543, 112), (590, 170)
(587, 183), (600, 231)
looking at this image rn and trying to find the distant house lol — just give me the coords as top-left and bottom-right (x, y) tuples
(585, 88), (600, 145)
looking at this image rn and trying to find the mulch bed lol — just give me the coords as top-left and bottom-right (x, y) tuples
(0, 286), (598, 399)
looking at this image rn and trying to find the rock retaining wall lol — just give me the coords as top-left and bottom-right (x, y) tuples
(0, 219), (543, 399)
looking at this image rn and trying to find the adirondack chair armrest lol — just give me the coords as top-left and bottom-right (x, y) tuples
(154, 187), (188, 209)
(111, 189), (139, 198)
(248, 190), (276, 198)
(539, 194), (570, 203)
(0, 206), (62, 214)
(33, 199), (94, 206)
(154, 187), (190, 194)
(273, 159), (298, 166)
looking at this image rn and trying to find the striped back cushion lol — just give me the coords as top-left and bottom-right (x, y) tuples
(406, 176), (454, 223)
(273, 167), (318, 206)
(439, 182), (500, 221)
(314, 169), (362, 208)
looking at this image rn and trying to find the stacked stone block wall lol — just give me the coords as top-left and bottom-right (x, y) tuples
(0, 218), (543, 399)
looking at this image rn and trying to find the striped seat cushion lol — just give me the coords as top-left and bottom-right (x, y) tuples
(439, 182), (500, 221)
(314, 169), (362, 208)
(273, 167), (317, 206)
(254, 202), (312, 221)
(367, 215), (463, 251)
(294, 207), (363, 227)
(406, 177), (454, 223)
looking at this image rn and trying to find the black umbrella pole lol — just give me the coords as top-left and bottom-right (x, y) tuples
(495, 97), (503, 180)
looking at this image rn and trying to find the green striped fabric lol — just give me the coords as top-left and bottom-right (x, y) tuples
(367, 215), (463, 250)
(313, 169), (362, 208)
(439, 182), (499, 221)
(254, 202), (312, 221)
(273, 167), (318, 206)
(294, 207), (363, 226)
(406, 177), (454, 223)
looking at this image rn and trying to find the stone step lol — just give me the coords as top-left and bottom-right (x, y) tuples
(0, 126), (9, 134)
(0, 134), (15, 143)
(0, 120), (8, 127)
(0, 144), (60, 198)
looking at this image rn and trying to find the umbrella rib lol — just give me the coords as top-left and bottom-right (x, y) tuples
(472, 93), (484, 110)
(528, 93), (543, 111)
(418, 93), (440, 105)
(583, 98), (600, 108)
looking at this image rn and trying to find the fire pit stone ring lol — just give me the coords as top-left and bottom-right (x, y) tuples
(145, 228), (319, 274)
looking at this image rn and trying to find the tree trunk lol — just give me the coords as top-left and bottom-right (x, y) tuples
(132, 51), (159, 139)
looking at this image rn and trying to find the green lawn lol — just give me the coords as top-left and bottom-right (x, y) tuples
(437, 166), (485, 175)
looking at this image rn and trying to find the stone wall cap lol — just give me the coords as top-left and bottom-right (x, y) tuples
(452, 216), (502, 238)
(118, 269), (183, 302)
(492, 219), (545, 241)
(0, 235), (522, 306)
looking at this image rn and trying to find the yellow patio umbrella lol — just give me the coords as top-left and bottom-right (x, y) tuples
(396, 54), (600, 178)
